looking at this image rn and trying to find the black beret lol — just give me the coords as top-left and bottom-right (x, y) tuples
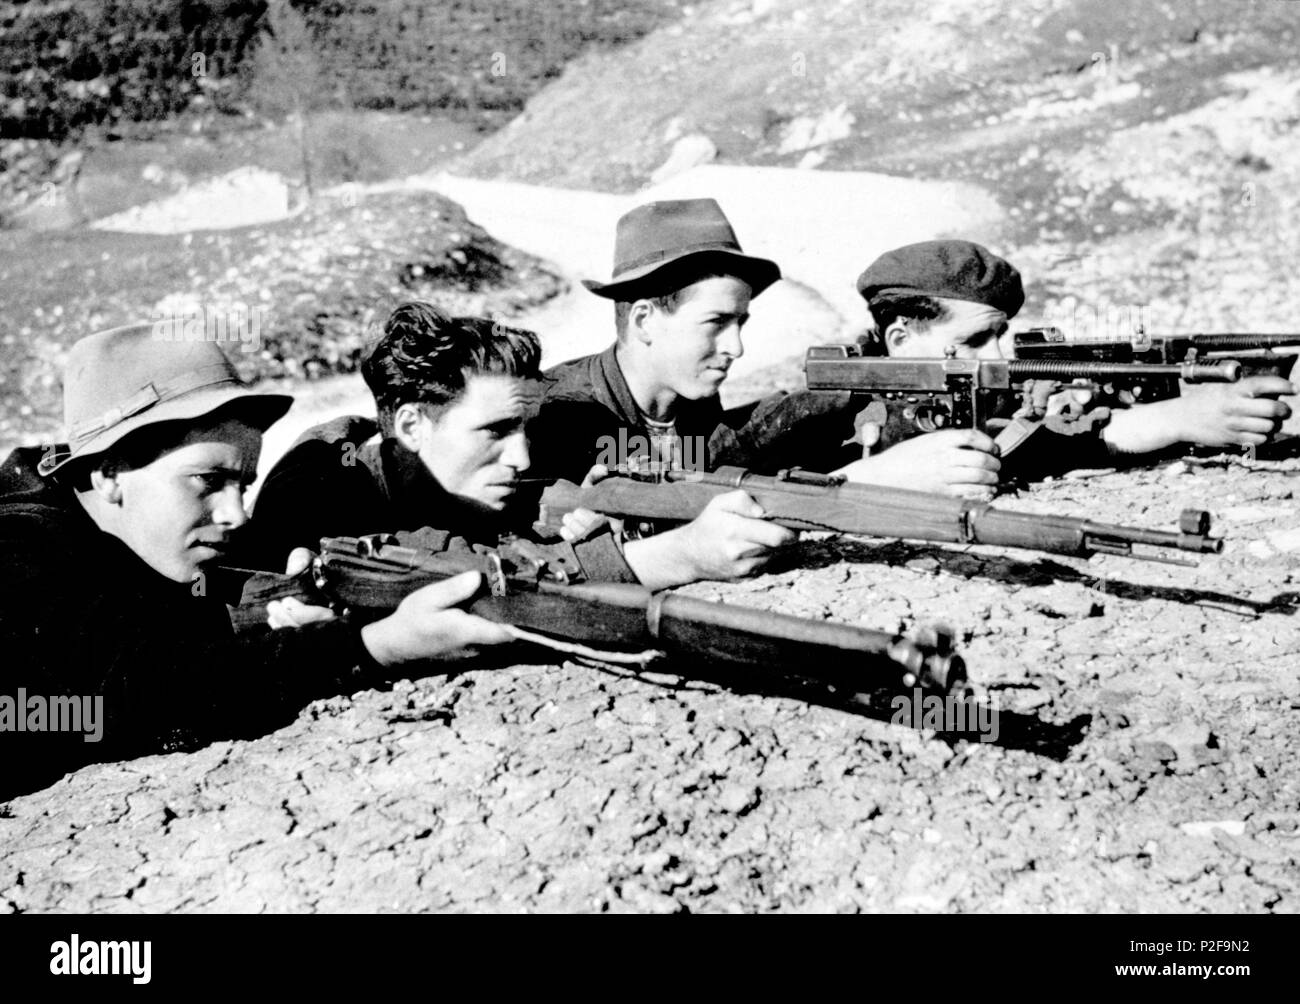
(855, 240), (1024, 318)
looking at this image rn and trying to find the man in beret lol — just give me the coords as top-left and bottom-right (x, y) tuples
(0, 324), (512, 800)
(528, 198), (863, 586)
(838, 240), (1294, 497)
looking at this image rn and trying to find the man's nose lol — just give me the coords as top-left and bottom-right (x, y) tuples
(502, 431), (530, 473)
(976, 339), (1005, 360)
(720, 322), (745, 360)
(212, 485), (248, 530)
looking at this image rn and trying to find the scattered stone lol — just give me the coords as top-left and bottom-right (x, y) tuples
(649, 133), (717, 185)
(1267, 528), (1300, 553)
(718, 784), (760, 816)
(1180, 820), (1247, 838)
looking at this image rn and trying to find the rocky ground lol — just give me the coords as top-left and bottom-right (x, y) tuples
(2, 450), (1296, 913)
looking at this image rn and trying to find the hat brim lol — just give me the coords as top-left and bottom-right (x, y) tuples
(583, 249), (781, 300)
(39, 386), (294, 477)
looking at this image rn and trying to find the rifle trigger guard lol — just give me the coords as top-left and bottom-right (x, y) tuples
(485, 553), (509, 597)
(310, 555), (330, 598)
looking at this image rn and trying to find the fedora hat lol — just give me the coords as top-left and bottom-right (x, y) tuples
(582, 198), (780, 299)
(38, 322), (293, 476)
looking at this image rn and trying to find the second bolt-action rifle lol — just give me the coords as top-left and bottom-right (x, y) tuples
(226, 531), (966, 695)
(538, 465), (1223, 566)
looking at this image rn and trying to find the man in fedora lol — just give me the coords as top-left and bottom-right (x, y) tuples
(836, 240), (1295, 497)
(528, 198), (862, 586)
(0, 324), (512, 800)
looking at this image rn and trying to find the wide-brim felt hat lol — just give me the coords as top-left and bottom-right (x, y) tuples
(582, 198), (781, 300)
(38, 322), (293, 476)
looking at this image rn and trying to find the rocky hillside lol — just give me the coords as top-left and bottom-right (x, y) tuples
(457, 0), (1300, 334)
(0, 190), (563, 449)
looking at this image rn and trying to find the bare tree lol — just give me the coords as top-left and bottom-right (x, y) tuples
(248, 0), (326, 198)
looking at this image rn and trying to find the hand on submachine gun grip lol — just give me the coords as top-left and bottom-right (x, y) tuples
(267, 547), (335, 629)
(833, 429), (1003, 500)
(360, 570), (515, 667)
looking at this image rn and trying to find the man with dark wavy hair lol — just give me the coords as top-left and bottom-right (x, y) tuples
(250, 299), (709, 597)
(251, 303), (563, 560)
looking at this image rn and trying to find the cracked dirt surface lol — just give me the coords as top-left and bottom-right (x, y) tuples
(2, 453), (1298, 913)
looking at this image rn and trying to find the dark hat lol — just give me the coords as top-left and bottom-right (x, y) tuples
(582, 198), (781, 299)
(38, 322), (293, 476)
(855, 240), (1024, 318)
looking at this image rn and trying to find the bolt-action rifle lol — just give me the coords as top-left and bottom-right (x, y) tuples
(226, 531), (966, 695)
(538, 466), (1223, 566)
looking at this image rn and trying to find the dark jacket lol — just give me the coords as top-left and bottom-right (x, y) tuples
(0, 447), (387, 802)
(528, 344), (862, 484)
(248, 416), (637, 583)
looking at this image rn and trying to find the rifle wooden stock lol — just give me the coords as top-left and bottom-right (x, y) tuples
(225, 535), (966, 694)
(540, 467), (1223, 564)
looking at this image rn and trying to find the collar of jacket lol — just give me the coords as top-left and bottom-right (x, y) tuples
(592, 343), (724, 441)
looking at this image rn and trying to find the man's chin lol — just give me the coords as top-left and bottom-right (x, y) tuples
(473, 488), (517, 512)
(680, 377), (727, 399)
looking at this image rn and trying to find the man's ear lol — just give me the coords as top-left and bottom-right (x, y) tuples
(626, 299), (656, 347)
(391, 403), (427, 452)
(88, 467), (123, 506)
(884, 319), (911, 355)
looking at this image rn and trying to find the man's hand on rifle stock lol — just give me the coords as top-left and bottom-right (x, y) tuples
(360, 571), (515, 667)
(624, 490), (796, 591)
(1103, 375), (1295, 453)
(834, 429), (1002, 501)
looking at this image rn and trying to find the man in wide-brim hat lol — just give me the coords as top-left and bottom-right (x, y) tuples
(0, 324), (511, 800)
(529, 198), (865, 588)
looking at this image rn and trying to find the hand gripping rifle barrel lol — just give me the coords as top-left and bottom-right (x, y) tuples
(229, 534), (967, 695)
(540, 467), (1224, 566)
